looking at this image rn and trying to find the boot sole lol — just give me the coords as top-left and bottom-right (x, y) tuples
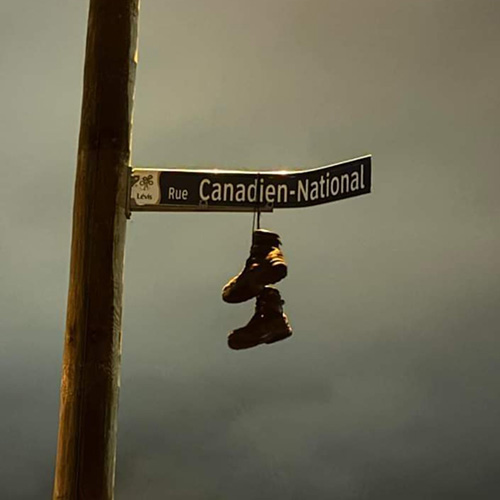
(228, 327), (292, 350)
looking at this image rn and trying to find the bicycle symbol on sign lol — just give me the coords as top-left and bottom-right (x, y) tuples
(138, 174), (154, 191)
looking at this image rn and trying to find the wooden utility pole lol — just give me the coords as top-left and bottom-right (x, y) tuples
(53, 1), (139, 498)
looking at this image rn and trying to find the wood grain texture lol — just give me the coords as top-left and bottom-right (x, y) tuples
(53, 1), (139, 498)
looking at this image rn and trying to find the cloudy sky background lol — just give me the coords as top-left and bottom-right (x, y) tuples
(1, 0), (499, 498)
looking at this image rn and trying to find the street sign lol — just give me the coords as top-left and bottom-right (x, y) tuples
(130, 155), (371, 212)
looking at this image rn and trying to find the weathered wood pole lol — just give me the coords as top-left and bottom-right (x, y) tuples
(53, 0), (139, 498)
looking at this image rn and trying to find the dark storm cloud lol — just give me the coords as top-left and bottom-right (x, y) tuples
(0, 1), (88, 498)
(1, 0), (500, 498)
(121, 0), (500, 483)
(115, 275), (500, 499)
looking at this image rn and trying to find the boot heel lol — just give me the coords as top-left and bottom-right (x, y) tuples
(268, 262), (287, 284)
(265, 329), (292, 344)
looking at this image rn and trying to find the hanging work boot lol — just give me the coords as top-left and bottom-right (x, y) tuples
(228, 286), (292, 350)
(222, 229), (288, 304)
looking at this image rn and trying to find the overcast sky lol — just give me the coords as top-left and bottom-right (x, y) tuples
(1, 0), (500, 498)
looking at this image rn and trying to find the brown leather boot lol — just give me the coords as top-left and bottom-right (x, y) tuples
(228, 287), (292, 350)
(222, 230), (287, 304)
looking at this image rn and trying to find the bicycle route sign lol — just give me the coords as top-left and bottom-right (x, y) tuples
(130, 155), (371, 212)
